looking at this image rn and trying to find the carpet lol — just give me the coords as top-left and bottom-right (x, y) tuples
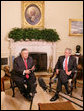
(3, 76), (83, 110)
(38, 101), (76, 110)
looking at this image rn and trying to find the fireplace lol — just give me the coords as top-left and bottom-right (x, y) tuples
(9, 39), (56, 71)
(29, 52), (47, 72)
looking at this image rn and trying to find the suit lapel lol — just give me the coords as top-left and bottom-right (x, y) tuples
(68, 56), (72, 69)
(27, 57), (30, 69)
(20, 56), (26, 70)
(21, 56), (31, 69)
(62, 56), (65, 69)
(62, 56), (65, 62)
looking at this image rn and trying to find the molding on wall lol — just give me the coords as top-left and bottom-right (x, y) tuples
(1, 53), (9, 57)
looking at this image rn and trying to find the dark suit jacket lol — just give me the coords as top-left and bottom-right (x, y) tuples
(54, 55), (77, 77)
(11, 55), (36, 82)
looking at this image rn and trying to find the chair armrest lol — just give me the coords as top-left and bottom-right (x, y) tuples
(50, 72), (56, 80)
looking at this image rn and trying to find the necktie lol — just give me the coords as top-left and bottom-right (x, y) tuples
(65, 57), (68, 73)
(24, 59), (29, 79)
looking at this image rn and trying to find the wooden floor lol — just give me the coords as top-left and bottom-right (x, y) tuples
(1, 72), (83, 110)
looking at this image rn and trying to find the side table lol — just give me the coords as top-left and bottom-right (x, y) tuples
(38, 101), (76, 110)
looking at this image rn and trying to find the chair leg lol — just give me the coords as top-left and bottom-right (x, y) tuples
(74, 80), (77, 89)
(29, 92), (36, 110)
(10, 78), (12, 88)
(11, 81), (15, 97)
(12, 88), (15, 97)
(70, 82), (73, 96)
(49, 82), (52, 92)
(81, 88), (83, 97)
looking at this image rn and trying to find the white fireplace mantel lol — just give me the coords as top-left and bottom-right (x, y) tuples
(8, 39), (56, 70)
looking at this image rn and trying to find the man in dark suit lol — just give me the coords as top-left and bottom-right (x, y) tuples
(11, 48), (37, 101)
(50, 48), (77, 101)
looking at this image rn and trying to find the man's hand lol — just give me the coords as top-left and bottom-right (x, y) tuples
(66, 71), (72, 76)
(31, 65), (35, 71)
(25, 70), (31, 74)
(56, 69), (59, 74)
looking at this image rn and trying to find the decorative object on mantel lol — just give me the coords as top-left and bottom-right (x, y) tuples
(8, 28), (60, 42)
(75, 45), (81, 56)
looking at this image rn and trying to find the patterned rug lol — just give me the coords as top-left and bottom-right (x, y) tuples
(2, 78), (83, 110)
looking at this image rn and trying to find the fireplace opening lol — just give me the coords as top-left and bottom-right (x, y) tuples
(29, 53), (47, 72)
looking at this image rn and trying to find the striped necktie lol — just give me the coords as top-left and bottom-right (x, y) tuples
(65, 57), (68, 73)
(24, 59), (29, 79)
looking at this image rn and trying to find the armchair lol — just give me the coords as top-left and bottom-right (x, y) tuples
(49, 70), (77, 96)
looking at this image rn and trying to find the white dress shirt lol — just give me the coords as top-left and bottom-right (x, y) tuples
(63, 56), (69, 70)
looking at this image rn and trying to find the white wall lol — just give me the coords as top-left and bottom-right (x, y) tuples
(1, 1), (83, 65)
(1, 1), (21, 57)
(45, 1), (83, 61)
